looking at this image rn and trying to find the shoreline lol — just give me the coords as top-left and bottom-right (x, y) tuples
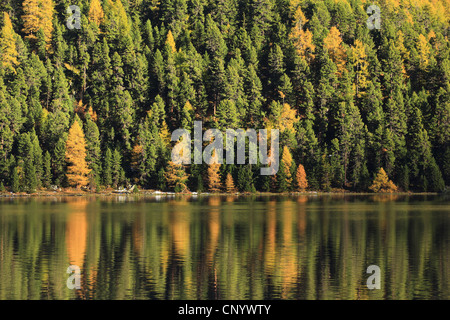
(0, 189), (442, 198)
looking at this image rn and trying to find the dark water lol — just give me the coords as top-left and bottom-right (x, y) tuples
(0, 194), (449, 300)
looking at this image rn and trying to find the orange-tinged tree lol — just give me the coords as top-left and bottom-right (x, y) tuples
(225, 173), (236, 193)
(0, 12), (19, 71)
(88, 0), (105, 26)
(207, 151), (222, 192)
(22, 0), (54, 46)
(65, 118), (91, 188)
(165, 161), (189, 192)
(296, 164), (308, 191)
(369, 168), (398, 193)
(323, 26), (346, 73)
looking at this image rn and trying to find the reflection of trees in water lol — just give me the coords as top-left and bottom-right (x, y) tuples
(0, 197), (449, 299)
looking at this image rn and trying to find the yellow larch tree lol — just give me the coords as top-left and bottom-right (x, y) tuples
(351, 39), (369, 98)
(289, 6), (315, 63)
(22, 0), (54, 46)
(281, 146), (294, 190)
(165, 161), (189, 192)
(65, 118), (91, 188)
(207, 150), (222, 192)
(417, 34), (431, 70)
(0, 12), (19, 71)
(396, 30), (409, 78)
(296, 163), (308, 191)
(323, 26), (346, 74)
(369, 168), (398, 193)
(166, 30), (176, 53)
(88, 0), (105, 26)
(279, 103), (299, 132)
(225, 173), (236, 193)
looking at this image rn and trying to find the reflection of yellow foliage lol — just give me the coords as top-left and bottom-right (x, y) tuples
(372, 194), (400, 202)
(297, 205), (306, 237)
(264, 201), (277, 275)
(66, 200), (88, 267)
(208, 197), (221, 207)
(133, 214), (144, 254)
(170, 209), (190, 258)
(225, 196), (235, 203)
(206, 208), (220, 264)
(280, 202), (297, 298)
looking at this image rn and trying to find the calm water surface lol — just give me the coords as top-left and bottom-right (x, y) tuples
(0, 194), (449, 300)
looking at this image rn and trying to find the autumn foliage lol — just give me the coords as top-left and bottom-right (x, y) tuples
(0, 12), (19, 71)
(296, 164), (308, 192)
(369, 168), (398, 193)
(88, 0), (105, 26)
(225, 173), (236, 193)
(165, 161), (189, 192)
(65, 118), (91, 188)
(22, 0), (54, 46)
(207, 151), (222, 192)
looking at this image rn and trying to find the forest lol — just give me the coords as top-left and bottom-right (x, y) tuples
(0, 0), (449, 193)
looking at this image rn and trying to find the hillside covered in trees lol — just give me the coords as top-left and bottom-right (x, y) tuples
(0, 0), (449, 193)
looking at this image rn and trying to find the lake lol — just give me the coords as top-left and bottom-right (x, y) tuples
(0, 194), (449, 300)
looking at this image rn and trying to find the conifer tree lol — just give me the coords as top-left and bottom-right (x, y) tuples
(103, 148), (113, 187)
(65, 118), (91, 188)
(42, 151), (52, 188)
(11, 166), (19, 193)
(290, 6), (315, 64)
(0, 12), (19, 71)
(31, 132), (43, 188)
(22, 0), (54, 47)
(85, 115), (102, 187)
(369, 168), (398, 193)
(165, 161), (189, 192)
(323, 26), (346, 73)
(207, 151), (222, 192)
(88, 0), (104, 26)
(280, 146), (293, 191)
(237, 165), (254, 192)
(351, 40), (369, 98)
(296, 163), (308, 192)
(225, 173), (236, 193)
(277, 160), (288, 192)
(112, 148), (123, 188)
(53, 137), (67, 187)
(24, 157), (37, 193)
